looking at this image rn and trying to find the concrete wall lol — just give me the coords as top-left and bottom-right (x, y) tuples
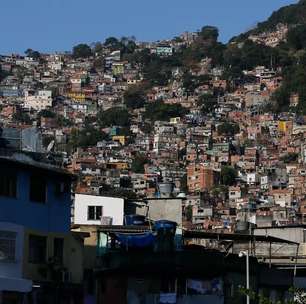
(74, 194), (124, 225)
(23, 229), (84, 284)
(72, 225), (98, 269)
(136, 198), (183, 226)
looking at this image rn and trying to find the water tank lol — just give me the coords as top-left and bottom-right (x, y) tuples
(124, 215), (146, 226)
(155, 220), (177, 232)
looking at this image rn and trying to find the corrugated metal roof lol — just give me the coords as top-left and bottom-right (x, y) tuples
(183, 230), (299, 245)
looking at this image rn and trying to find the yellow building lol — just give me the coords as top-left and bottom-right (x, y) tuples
(23, 228), (88, 284)
(67, 92), (86, 102)
(278, 120), (292, 134)
(170, 117), (181, 124)
(71, 225), (100, 270)
(107, 162), (129, 170)
(112, 62), (125, 75)
(112, 135), (126, 146)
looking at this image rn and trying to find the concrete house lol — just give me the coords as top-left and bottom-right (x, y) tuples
(0, 154), (86, 303)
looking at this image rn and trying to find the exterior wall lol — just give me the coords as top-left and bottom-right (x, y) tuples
(187, 164), (216, 192)
(0, 168), (71, 233)
(0, 222), (24, 280)
(229, 187), (241, 200)
(137, 198), (183, 226)
(24, 96), (52, 111)
(74, 226), (98, 269)
(23, 229), (84, 284)
(74, 194), (124, 226)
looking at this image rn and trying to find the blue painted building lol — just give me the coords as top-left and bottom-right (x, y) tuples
(0, 155), (72, 233)
(0, 154), (87, 303)
(0, 87), (21, 97)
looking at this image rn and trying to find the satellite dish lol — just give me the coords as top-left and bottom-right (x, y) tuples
(47, 140), (55, 152)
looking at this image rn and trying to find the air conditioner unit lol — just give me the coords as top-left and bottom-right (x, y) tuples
(101, 216), (113, 226)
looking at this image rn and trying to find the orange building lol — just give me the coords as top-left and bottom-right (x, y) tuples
(187, 164), (218, 193)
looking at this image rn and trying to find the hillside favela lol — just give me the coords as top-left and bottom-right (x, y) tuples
(4, 1), (306, 303)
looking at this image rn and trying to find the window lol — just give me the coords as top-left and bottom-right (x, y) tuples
(29, 235), (47, 264)
(53, 238), (64, 264)
(0, 175), (17, 198)
(0, 231), (16, 262)
(87, 206), (103, 221)
(29, 175), (46, 203)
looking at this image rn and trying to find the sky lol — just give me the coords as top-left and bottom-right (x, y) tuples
(0, 0), (298, 55)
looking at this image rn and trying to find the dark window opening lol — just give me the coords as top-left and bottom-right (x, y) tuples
(29, 235), (47, 264)
(0, 175), (17, 198)
(30, 176), (46, 203)
(53, 238), (64, 264)
(0, 231), (16, 262)
(87, 206), (103, 221)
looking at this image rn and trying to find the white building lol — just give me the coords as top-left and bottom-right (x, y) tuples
(73, 194), (124, 226)
(24, 90), (52, 111)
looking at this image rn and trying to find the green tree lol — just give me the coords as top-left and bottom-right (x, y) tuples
(38, 109), (56, 118)
(78, 127), (107, 147)
(12, 112), (31, 124)
(123, 85), (146, 109)
(98, 107), (130, 127)
(72, 44), (92, 58)
(144, 100), (188, 121)
(25, 48), (41, 60)
(104, 37), (120, 49)
(57, 115), (73, 127)
(287, 24), (306, 50)
(217, 122), (240, 137)
(182, 73), (210, 93)
(198, 94), (218, 114)
(280, 152), (299, 163)
(220, 166), (238, 186)
(69, 126), (107, 148)
(200, 26), (219, 41)
(92, 42), (103, 54)
(131, 154), (149, 173)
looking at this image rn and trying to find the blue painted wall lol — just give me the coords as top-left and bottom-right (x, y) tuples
(0, 167), (71, 233)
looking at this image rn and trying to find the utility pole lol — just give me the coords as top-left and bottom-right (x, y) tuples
(246, 251), (250, 304)
(239, 251), (250, 304)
